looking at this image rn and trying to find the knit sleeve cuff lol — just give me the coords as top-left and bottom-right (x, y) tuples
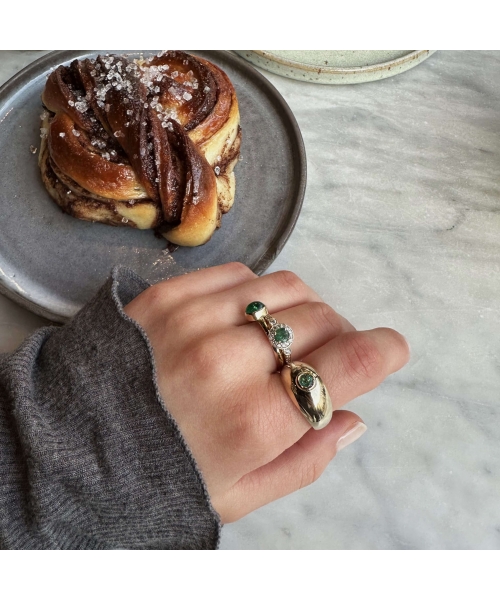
(1, 266), (221, 549)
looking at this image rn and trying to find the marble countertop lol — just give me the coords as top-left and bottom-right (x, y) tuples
(1, 51), (499, 549)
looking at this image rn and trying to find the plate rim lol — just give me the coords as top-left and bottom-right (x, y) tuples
(247, 50), (432, 74)
(0, 50), (307, 323)
(235, 50), (435, 84)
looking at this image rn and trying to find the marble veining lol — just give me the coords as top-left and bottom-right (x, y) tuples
(1, 51), (499, 549)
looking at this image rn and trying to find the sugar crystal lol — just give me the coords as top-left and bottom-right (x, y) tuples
(75, 100), (88, 112)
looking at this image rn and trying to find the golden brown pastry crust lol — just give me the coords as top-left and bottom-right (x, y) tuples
(39, 51), (241, 246)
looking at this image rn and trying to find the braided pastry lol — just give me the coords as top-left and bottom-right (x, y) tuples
(39, 51), (241, 246)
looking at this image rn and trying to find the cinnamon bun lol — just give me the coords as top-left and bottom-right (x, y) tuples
(39, 51), (241, 246)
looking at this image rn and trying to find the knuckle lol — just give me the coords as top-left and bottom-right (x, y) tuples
(309, 302), (342, 336)
(181, 333), (227, 381)
(166, 300), (204, 331)
(274, 270), (306, 296)
(341, 334), (384, 381)
(225, 261), (255, 280)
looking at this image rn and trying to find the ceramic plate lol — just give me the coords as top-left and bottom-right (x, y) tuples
(235, 50), (435, 84)
(0, 51), (306, 322)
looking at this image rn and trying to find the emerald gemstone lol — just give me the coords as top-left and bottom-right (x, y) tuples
(245, 301), (265, 315)
(274, 327), (290, 343)
(297, 372), (315, 390)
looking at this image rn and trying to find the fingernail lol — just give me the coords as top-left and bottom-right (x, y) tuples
(336, 422), (367, 452)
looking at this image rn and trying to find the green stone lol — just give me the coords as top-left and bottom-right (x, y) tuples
(245, 301), (265, 315)
(274, 327), (290, 343)
(297, 372), (315, 390)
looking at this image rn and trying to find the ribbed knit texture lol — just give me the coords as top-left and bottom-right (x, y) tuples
(0, 267), (221, 549)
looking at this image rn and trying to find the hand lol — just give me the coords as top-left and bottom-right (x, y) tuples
(124, 263), (410, 523)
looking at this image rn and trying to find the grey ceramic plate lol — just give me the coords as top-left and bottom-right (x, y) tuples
(0, 51), (306, 322)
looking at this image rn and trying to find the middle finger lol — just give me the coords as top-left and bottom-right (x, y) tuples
(233, 301), (355, 373)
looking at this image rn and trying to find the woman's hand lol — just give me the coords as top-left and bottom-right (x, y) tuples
(124, 263), (409, 523)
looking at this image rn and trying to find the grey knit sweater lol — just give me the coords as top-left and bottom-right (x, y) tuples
(0, 267), (221, 549)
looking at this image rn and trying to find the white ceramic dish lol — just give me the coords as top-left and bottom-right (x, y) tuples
(235, 50), (435, 84)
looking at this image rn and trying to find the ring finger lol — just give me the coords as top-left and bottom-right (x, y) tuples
(268, 327), (410, 416)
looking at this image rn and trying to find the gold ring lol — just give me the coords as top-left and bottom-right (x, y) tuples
(245, 301), (333, 430)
